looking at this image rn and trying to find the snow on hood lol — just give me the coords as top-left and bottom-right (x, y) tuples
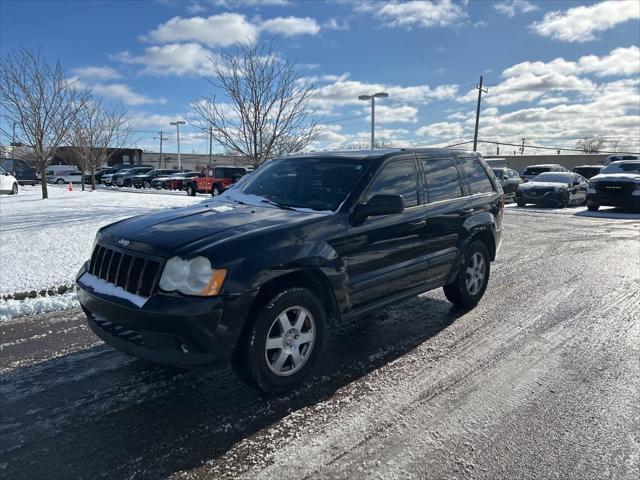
(590, 173), (640, 183)
(519, 182), (567, 189)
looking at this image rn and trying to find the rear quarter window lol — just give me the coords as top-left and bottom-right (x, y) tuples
(459, 157), (495, 194)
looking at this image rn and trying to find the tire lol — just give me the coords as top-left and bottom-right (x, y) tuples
(10, 183), (18, 195)
(443, 240), (491, 310)
(143, 181), (151, 189)
(516, 200), (526, 207)
(56, 178), (64, 185)
(212, 185), (221, 197)
(186, 184), (196, 196)
(587, 202), (600, 212)
(233, 287), (326, 393)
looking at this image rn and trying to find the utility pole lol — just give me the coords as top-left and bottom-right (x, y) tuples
(473, 75), (488, 152)
(154, 131), (164, 168)
(209, 126), (213, 166)
(520, 137), (525, 155)
(170, 121), (186, 169)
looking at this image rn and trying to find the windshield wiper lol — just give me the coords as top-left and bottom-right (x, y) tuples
(260, 199), (296, 211)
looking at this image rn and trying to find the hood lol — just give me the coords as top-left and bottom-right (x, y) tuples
(99, 199), (327, 254)
(519, 181), (567, 189)
(590, 173), (640, 183)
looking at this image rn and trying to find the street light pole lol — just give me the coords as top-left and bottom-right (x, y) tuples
(358, 92), (388, 149)
(170, 121), (186, 169)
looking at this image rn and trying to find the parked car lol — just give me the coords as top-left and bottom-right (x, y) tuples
(154, 172), (200, 190)
(37, 164), (78, 180)
(114, 167), (155, 187)
(491, 167), (522, 201)
(603, 154), (638, 166)
(102, 172), (120, 186)
(132, 169), (183, 189)
(516, 172), (589, 208)
(47, 170), (85, 185)
(13, 164), (38, 186)
(520, 164), (567, 182)
(0, 166), (19, 195)
(92, 167), (117, 184)
(185, 166), (247, 196)
(572, 165), (602, 179)
(76, 149), (503, 392)
(586, 160), (640, 211)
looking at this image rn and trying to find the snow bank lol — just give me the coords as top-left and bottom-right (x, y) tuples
(0, 185), (200, 297)
(0, 290), (79, 321)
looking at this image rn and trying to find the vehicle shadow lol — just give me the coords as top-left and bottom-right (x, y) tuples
(0, 294), (461, 480)
(574, 207), (640, 220)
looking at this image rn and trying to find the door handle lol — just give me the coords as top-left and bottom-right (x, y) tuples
(461, 207), (474, 214)
(410, 219), (427, 226)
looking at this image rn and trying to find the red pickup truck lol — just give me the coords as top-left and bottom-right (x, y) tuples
(185, 166), (248, 196)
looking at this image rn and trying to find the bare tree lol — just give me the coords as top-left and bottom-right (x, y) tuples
(576, 135), (606, 154)
(608, 139), (630, 154)
(67, 98), (131, 190)
(0, 49), (88, 198)
(191, 42), (320, 168)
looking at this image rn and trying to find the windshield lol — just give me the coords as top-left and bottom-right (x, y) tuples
(226, 157), (365, 212)
(532, 172), (572, 184)
(523, 167), (550, 175)
(602, 162), (640, 174)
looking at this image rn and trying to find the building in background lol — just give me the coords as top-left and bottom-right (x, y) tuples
(141, 152), (253, 172)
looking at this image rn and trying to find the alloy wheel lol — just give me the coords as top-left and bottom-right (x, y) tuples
(264, 306), (316, 377)
(465, 252), (486, 296)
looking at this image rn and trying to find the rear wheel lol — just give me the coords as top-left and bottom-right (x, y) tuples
(186, 184), (196, 196)
(56, 178), (64, 185)
(516, 200), (526, 207)
(443, 240), (490, 310)
(233, 287), (326, 393)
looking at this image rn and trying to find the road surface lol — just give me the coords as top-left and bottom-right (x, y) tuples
(1, 207), (639, 479)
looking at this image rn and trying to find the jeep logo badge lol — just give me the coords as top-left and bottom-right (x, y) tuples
(118, 238), (130, 247)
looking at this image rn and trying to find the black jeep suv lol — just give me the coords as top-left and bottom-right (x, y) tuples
(76, 149), (503, 392)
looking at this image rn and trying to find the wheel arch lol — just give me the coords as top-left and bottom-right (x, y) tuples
(469, 228), (496, 261)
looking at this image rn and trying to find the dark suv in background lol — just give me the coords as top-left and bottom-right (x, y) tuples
(114, 167), (154, 187)
(76, 149), (503, 392)
(132, 169), (183, 189)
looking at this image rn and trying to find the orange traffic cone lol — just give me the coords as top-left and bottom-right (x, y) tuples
(68, 182), (73, 192)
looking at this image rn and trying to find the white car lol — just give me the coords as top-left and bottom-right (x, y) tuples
(0, 166), (19, 195)
(47, 170), (86, 185)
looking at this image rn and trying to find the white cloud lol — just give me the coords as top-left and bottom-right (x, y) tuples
(130, 113), (187, 129)
(186, 3), (206, 14)
(531, 0), (640, 43)
(578, 46), (640, 77)
(416, 121), (464, 140)
(324, 18), (349, 30)
(71, 66), (122, 80)
(91, 83), (160, 106)
(537, 96), (570, 106)
(493, 0), (538, 18)
(113, 43), (214, 76)
(212, 0), (290, 6)
(361, 0), (467, 29)
(144, 13), (259, 47)
(370, 105), (419, 124)
(261, 16), (321, 37)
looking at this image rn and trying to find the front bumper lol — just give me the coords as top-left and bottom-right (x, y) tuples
(516, 189), (568, 206)
(587, 192), (640, 209)
(76, 265), (255, 368)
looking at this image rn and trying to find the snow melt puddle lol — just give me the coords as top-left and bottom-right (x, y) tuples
(0, 290), (79, 321)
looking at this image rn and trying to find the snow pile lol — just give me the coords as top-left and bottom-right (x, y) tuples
(0, 290), (78, 321)
(0, 185), (200, 298)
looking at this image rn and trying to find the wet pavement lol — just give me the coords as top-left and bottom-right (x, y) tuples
(1, 207), (639, 479)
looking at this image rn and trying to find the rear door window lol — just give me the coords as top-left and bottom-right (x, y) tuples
(368, 159), (418, 207)
(422, 158), (464, 203)
(459, 158), (495, 194)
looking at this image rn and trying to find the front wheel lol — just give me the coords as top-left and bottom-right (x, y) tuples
(443, 240), (490, 310)
(233, 287), (326, 393)
(587, 201), (600, 211)
(11, 183), (18, 195)
(211, 185), (220, 197)
(516, 200), (526, 207)
(143, 181), (151, 189)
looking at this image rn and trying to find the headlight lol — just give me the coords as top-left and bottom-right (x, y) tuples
(159, 256), (227, 296)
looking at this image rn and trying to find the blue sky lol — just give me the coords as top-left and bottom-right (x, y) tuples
(1, 0), (639, 154)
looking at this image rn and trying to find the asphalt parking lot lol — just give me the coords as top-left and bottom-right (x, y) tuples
(1, 207), (638, 480)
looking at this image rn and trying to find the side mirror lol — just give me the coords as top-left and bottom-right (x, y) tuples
(353, 194), (404, 223)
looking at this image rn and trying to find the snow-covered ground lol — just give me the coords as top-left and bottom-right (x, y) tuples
(0, 185), (200, 299)
(505, 202), (640, 219)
